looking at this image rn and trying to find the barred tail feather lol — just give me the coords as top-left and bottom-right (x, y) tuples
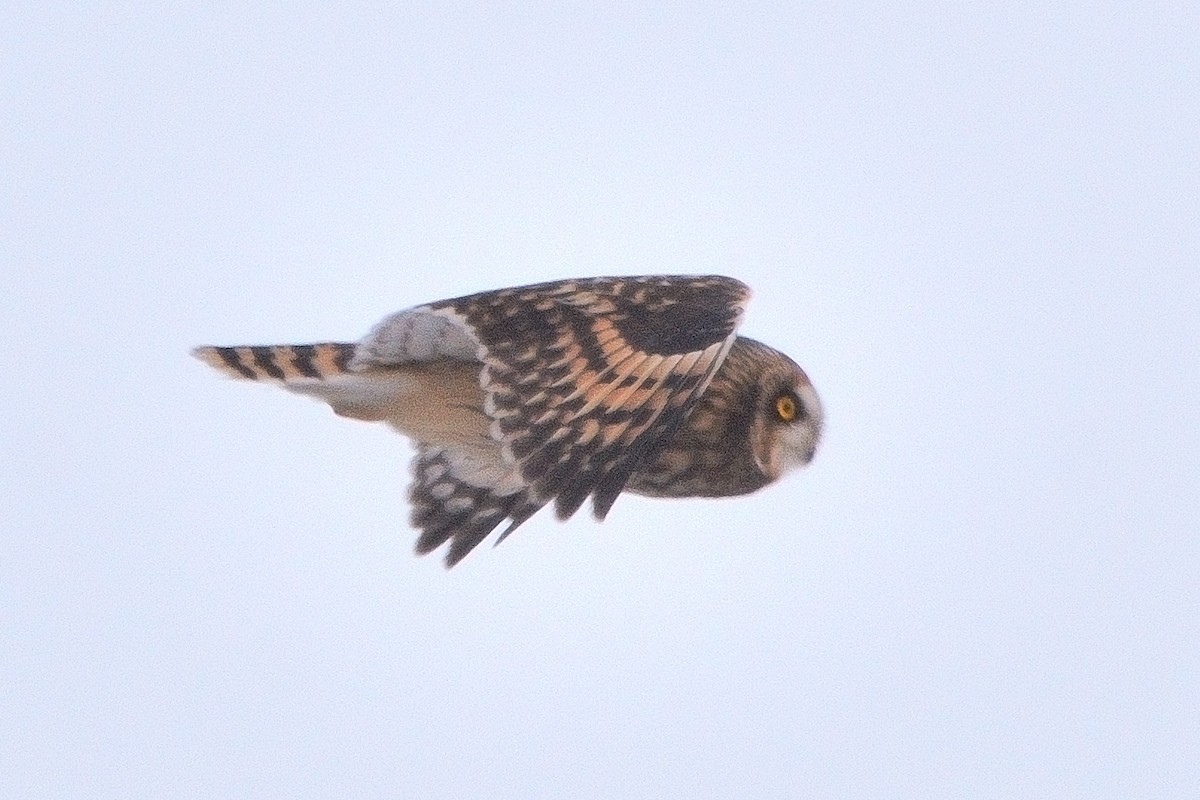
(191, 343), (356, 382)
(192, 342), (413, 420)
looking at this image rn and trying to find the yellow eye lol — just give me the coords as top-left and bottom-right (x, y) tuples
(774, 392), (798, 422)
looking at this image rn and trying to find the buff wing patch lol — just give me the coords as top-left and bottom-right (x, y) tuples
(424, 275), (749, 522)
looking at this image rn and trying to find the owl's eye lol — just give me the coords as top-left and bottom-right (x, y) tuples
(773, 391), (801, 423)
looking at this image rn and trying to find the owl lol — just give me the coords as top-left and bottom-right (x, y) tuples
(193, 275), (822, 566)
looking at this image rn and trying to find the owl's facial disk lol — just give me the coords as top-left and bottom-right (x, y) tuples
(776, 379), (823, 471)
(754, 371), (823, 480)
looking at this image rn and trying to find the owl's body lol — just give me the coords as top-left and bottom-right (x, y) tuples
(194, 276), (822, 566)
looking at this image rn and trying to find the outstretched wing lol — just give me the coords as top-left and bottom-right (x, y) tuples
(415, 275), (751, 523)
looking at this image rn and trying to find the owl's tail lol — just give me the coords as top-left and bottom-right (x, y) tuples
(191, 342), (428, 422)
(191, 343), (356, 383)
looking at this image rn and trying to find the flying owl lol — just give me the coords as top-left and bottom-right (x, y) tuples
(193, 275), (822, 566)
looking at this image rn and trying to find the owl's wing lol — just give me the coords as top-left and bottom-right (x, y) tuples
(406, 275), (751, 522)
(408, 444), (542, 567)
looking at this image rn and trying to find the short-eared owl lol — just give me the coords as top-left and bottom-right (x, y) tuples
(194, 275), (822, 566)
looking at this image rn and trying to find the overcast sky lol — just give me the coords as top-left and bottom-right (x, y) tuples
(3, 3), (1197, 798)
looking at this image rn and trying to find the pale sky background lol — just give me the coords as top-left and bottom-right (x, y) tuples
(3, 3), (1197, 798)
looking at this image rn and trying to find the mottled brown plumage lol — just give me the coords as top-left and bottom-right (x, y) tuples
(193, 275), (822, 566)
(626, 336), (818, 498)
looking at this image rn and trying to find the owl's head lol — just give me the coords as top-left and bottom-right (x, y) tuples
(748, 347), (823, 481)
